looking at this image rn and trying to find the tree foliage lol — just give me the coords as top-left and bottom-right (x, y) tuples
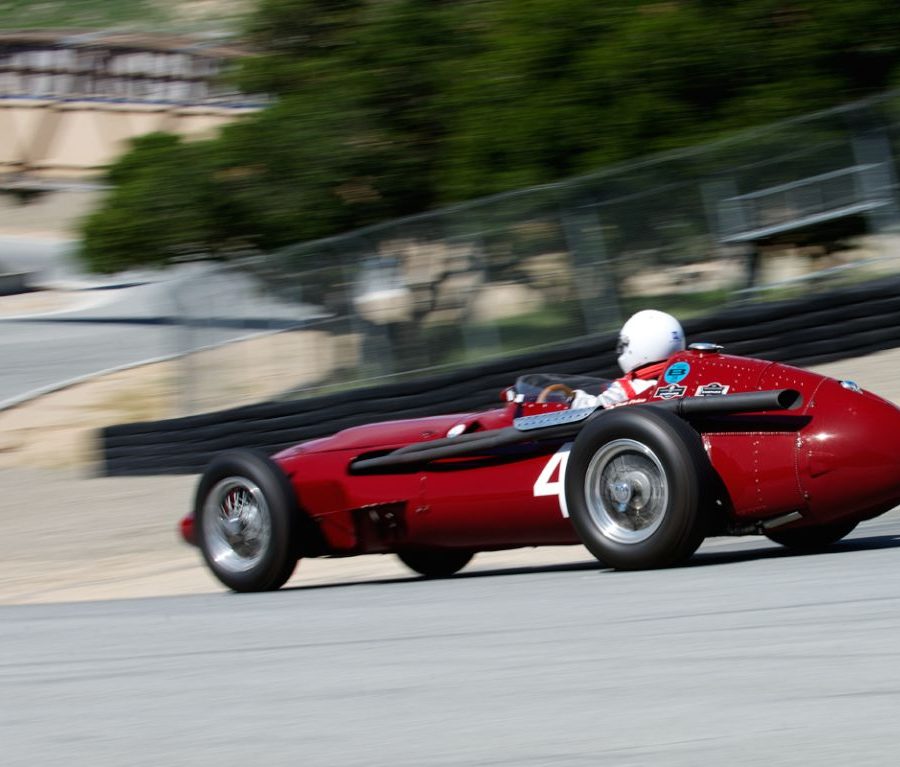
(80, 0), (900, 272)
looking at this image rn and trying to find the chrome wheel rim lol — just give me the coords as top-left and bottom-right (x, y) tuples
(203, 477), (272, 573)
(584, 439), (668, 544)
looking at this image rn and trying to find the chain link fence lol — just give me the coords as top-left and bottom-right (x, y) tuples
(171, 90), (900, 414)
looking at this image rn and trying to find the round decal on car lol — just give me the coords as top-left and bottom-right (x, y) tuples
(663, 362), (691, 384)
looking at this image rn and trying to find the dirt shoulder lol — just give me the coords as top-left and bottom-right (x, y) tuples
(0, 465), (596, 605)
(1, 347), (898, 606)
(0, 327), (354, 470)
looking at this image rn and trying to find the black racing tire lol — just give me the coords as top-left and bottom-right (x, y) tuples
(765, 519), (858, 551)
(194, 449), (299, 592)
(397, 549), (474, 578)
(564, 407), (711, 570)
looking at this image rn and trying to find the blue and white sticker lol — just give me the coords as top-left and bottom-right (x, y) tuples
(663, 361), (691, 384)
(695, 382), (729, 397)
(654, 384), (687, 400)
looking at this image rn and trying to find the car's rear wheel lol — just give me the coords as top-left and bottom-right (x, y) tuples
(397, 549), (474, 578)
(195, 450), (298, 592)
(765, 519), (858, 551)
(565, 407), (711, 570)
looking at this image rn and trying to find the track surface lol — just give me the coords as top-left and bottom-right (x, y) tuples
(4, 514), (900, 767)
(0, 257), (318, 408)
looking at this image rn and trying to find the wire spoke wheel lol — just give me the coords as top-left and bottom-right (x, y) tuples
(195, 450), (299, 592)
(204, 477), (272, 574)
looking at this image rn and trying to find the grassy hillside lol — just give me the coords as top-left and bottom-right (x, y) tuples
(0, 0), (250, 34)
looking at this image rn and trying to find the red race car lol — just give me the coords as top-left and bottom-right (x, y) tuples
(181, 343), (900, 592)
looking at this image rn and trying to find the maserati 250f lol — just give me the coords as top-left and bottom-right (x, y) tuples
(180, 344), (900, 591)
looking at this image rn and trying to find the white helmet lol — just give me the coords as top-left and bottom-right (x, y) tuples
(616, 310), (685, 374)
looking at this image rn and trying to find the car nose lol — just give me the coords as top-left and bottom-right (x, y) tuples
(800, 379), (900, 522)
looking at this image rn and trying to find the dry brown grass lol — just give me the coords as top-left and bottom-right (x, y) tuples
(0, 328), (357, 469)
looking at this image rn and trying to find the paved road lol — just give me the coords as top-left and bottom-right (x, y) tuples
(4, 516), (900, 767)
(0, 235), (78, 282)
(0, 244), (322, 408)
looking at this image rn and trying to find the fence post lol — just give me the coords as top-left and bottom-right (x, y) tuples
(560, 200), (621, 333)
(851, 127), (900, 234)
(701, 176), (757, 289)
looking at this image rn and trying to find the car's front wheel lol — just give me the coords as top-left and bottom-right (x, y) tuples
(195, 450), (298, 592)
(565, 407), (711, 570)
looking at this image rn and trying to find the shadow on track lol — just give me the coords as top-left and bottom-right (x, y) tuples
(277, 559), (603, 595)
(684, 532), (900, 569)
(271, 533), (900, 596)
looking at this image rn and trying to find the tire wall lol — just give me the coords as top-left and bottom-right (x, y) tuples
(100, 276), (900, 475)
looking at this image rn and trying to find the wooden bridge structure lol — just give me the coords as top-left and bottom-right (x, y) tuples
(0, 30), (261, 188)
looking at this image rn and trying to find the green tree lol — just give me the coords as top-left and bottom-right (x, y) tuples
(79, 0), (900, 273)
(81, 134), (219, 272)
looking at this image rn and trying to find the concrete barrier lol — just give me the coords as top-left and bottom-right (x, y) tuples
(0, 271), (32, 296)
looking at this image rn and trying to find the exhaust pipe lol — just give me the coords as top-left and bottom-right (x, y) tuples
(656, 388), (802, 417)
(352, 388), (803, 473)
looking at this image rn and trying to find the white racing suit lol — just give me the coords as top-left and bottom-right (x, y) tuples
(570, 361), (667, 409)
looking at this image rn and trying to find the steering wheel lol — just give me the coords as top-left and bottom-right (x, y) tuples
(536, 383), (575, 403)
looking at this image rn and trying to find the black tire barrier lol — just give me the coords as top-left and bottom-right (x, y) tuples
(99, 275), (900, 476)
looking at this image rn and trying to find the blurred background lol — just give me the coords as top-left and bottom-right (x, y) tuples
(2, 0), (900, 428)
(6, 6), (900, 761)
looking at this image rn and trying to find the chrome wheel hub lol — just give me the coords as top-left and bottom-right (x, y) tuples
(203, 477), (272, 573)
(610, 479), (633, 509)
(584, 439), (668, 544)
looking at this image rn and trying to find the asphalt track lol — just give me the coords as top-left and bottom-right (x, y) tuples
(0, 254), (321, 408)
(4, 513), (900, 767)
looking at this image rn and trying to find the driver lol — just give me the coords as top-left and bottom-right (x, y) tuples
(570, 309), (685, 409)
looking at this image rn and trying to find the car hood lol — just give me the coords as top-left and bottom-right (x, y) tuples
(273, 412), (484, 459)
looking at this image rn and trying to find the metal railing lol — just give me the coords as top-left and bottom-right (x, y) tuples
(719, 164), (892, 242)
(169, 90), (900, 414)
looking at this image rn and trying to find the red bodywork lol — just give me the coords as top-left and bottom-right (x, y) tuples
(180, 348), (900, 555)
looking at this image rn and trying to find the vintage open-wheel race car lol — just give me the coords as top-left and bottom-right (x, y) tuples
(180, 343), (900, 592)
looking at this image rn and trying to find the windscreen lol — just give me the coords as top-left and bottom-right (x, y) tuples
(513, 373), (612, 402)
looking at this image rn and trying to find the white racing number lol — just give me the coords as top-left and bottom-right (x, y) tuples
(533, 442), (573, 518)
